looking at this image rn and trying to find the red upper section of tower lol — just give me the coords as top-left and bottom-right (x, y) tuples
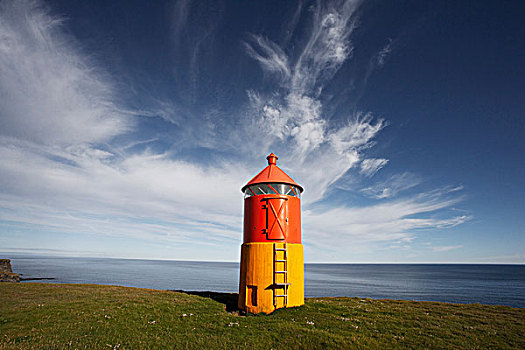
(241, 153), (303, 193)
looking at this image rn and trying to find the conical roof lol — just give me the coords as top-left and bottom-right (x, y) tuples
(241, 153), (303, 193)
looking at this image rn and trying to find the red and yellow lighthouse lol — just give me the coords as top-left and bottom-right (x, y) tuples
(238, 153), (304, 314)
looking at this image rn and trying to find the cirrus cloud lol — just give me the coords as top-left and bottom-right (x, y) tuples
(0, 0), (470, 262)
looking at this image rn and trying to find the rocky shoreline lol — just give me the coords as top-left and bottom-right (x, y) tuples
(0, 259), (20, 282)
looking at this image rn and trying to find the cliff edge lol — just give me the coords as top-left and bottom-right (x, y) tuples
(0, 259), (20, 282)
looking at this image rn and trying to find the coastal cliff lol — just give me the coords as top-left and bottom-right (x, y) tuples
(0, 259), (20, 282)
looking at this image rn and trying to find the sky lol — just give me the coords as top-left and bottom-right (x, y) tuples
(0, 0), (524, 263)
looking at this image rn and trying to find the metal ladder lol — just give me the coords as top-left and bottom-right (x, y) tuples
(273, 242), (290, 307)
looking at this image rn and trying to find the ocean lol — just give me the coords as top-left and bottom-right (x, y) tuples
(6, 255), (525, 308)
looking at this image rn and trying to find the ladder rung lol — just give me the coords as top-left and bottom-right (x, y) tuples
(275, 271), (287, 273)
(275, 259), (286, 262)
(275, 294), (288, 297)
(274, 283), (291, 286)
(275, 248), (287, 251)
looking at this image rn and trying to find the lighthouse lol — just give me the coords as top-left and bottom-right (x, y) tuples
(238, 153), (304, 314)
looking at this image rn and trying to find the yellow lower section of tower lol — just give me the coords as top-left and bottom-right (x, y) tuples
(238, 242), (304, 314)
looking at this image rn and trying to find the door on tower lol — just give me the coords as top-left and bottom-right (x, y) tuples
(262, 196), (288, 240)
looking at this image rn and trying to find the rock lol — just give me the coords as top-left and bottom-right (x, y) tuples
(0, 259), (14, 273)
(0, 259), (20, 282)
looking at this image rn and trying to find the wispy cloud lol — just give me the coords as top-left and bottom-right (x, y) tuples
(291, 0), (361, 94)
(364, 39), (394, 84)
(0, 0), (130, 146)
(376, 39), (393, 67)
(360, 158), (388, 177)
(238, 0), (468, 260)
(243, 0), (384, 203)
(305, 188), (469, 250)
(245, 35), (291, 80)
(0, 0), (245, 252)
(361, 172), (422, 199)
(170, 0), (224, 105)
(171, 0), (192, 44)
(281, 1), (304, 47)
(432, 245), (463, 252)
(0, 0), (469, 261)
(0, 139), (247, 242)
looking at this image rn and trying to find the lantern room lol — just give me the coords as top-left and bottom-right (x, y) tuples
(238, 153), (305, 314)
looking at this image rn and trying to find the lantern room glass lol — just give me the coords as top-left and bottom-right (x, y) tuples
(244, 183), (301, 198)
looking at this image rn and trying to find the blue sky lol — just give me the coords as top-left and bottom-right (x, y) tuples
(0, 0), (523, 263)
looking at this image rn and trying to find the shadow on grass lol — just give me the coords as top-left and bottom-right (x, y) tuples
(172, 290), (239, 312)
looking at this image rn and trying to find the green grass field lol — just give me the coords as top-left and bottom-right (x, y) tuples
(1, 283), (523, 349)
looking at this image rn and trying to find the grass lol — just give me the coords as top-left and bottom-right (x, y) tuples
(1, 283), (523, 349)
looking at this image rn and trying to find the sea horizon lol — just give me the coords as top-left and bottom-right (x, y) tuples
(4, 254), (524, 308)
(3, 252), (523, 265)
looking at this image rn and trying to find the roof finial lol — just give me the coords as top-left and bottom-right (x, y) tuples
(267, 153), (278, 165)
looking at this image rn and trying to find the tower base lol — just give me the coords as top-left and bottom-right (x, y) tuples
(238, 242), (304, 314)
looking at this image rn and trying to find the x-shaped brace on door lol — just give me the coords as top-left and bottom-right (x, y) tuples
(267, 200), (286, 239)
